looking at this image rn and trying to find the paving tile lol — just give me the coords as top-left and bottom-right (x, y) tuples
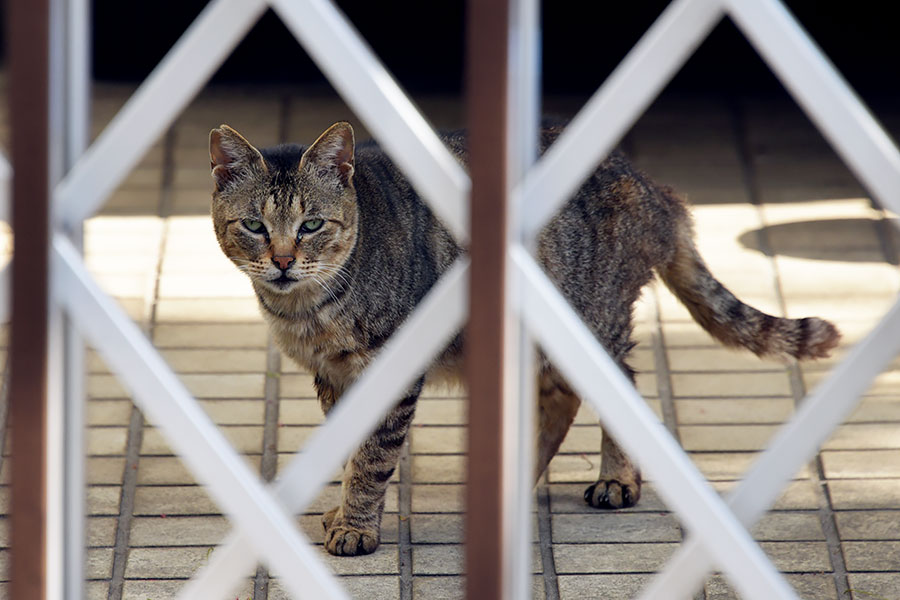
(829, 479), (900, 510)
(675, 398), (794, 425)
(129, 515), (229, 546)
(142, 424), (262, 455)
(87, 517), (118, 547)
(835, 511), (900, 540)
(680, 424), (781, 451)
(843, 541), (900, 571)
(410, 426), (465, 454)
(411, 484), (465, 513)
(279, 399), (326, 425)
(845, 573), (900, 600)
(711, 479), (820, 511)
(86, 457), (126, 485)
(179, 373), (264, 398)
(153, 323), (269, 348)
(822, 450), (900, 478)
(705, 573), (838, 599)
(667, 347), (788, 372)
(412, 455), (465, 483)
(87, 486), (122, 516)
(412, 544), (540, 575)
(133, 485), (218, 516)
(847, 397), (900, 423)
(824, 423), (900, 450)
(125, 546), (226, 579)
(155, 298), (261, 322)
(557, 573), (651, 599)
(671, 372), (792, 397)
(751, 512), (824, 541)
(137, 455), (260, 485)
(270, 575), (399, 600)
(552, 513), (682, 543)
(121, 579), (254, 600)
(410, 514), (464, 544)
(691, 452), (810, 481)
(87, 400), (133, 426)
(553, 542), (677, 573)
(86, 426), (129, 456)
(280, 373), (317, 397)
(159, 348), (267, 373)
(197, 399), (265, 425)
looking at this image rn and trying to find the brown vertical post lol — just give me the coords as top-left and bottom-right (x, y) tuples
(466, 0), (509, 598)
(8, 0), (52, 597)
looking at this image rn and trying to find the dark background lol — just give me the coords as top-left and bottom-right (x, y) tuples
(4, 1), (899, 96)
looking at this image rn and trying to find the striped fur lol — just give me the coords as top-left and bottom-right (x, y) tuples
(210, 121), (839, 555)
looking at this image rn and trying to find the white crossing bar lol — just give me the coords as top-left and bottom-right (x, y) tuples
(178, 259), (469, 599)
(512, 246), (799, 600)
(53, 236), (348, 600)
(519, 0), (723, 240)
(55, 0), (267, 226)
(639, 296), (900, 599)
(726, 0), (900, 215)
(271, 0), (470, 243)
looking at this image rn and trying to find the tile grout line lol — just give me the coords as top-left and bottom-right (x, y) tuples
(398, 438), (413, 599)
(729, 98), (851, 600)
(253, 338), (283, 599)
(0, 354), (10, 479)
(536, 479), (561, 600)
(107, 126), (178, 600)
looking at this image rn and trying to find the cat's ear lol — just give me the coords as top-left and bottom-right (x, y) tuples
(209, 124), (266, 190)
(303, 122), (355, 186)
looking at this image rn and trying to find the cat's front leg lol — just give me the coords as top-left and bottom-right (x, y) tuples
(321, 379), (421, 556)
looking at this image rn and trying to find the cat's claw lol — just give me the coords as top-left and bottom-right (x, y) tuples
(322, 507), (380, 556)
(584, 479), (639, 509)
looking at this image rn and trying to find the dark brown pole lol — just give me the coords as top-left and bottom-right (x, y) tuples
(9, 0), (52, 597)
(466, 0), (509, 598)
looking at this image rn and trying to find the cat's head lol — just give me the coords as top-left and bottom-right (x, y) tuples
(209, 122), (358, 297)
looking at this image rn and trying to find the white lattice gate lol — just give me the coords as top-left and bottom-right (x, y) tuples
(6, 0), (900, 598)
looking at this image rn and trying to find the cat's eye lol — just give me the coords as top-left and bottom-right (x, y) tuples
(299, 219), (324, 234)
(242, 219), (265, 233)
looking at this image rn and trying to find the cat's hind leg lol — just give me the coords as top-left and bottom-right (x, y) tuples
(320, 378), (421, 556)
(535, 366), (581, 483)
(584, 429), (641, 509)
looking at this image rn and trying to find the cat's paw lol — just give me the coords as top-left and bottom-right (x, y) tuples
(584, 478), (640, 509)
(322, 507), (380, 556)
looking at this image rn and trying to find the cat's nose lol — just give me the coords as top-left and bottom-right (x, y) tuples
(272, 255), (295, 271)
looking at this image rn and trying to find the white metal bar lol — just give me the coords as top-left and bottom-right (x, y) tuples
(638, 296), (900, 599)
(179, 258), (469, 599)
(0, 154), (9, 223)
(52, 236), (348, 600)
(55, 0), (267, 226)
(61, 2), (90, 597)
(0, 264), (8, 322)
(519, 0), (723, 241)
(505, 0), (541, 598)
(269, 0), (470, 243)
(725, 0), (900, 216)
(512, 246), (798, 600)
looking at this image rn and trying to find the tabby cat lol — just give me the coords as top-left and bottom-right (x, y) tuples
(209, 121), (839, 557)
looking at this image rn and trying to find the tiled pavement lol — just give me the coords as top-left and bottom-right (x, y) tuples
(0, 81), (899, 599)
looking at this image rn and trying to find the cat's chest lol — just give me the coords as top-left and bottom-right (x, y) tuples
(267, 314), (371, 382)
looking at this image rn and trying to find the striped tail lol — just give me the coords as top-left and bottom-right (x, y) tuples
(657, 201), (840, 362)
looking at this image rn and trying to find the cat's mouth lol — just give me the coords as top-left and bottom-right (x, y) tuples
(268, 273), (298, 290)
